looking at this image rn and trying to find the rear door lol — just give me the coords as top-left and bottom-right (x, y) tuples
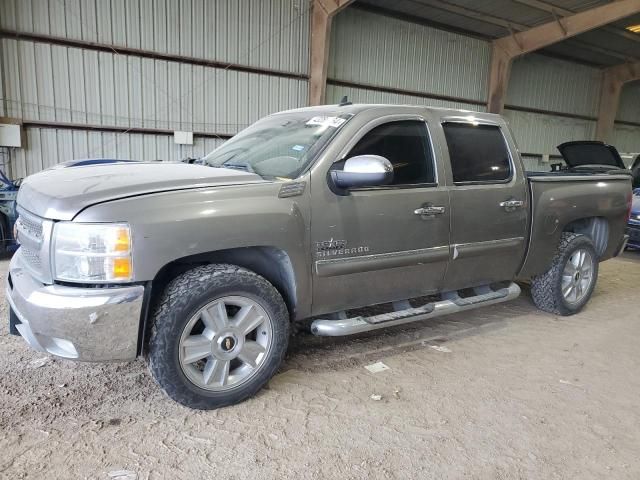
(439, 119), (529, 290)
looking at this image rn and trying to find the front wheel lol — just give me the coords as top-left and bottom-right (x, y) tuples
(147, 264), (290, 409)
(530, 233), (599, 316)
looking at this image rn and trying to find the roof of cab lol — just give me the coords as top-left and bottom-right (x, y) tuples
(272, 103), (503, 123)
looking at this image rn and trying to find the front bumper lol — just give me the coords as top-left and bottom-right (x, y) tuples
(6, 251), (144, 361)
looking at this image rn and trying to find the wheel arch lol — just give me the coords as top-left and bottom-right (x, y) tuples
(150, 246), (298, 320)
(561, 216), (609, 258)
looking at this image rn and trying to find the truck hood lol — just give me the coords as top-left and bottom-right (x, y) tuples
(557, 141), (626, 169)
(17, 162), (264, 220)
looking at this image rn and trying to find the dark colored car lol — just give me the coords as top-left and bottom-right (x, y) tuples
(627, 188), (640, 249)
(0, 169), (19, 254)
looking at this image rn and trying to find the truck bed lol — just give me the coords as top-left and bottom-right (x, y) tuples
(518, 171), (631, 279)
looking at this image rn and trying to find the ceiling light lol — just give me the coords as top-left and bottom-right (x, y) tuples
(626, 24), (640, 33)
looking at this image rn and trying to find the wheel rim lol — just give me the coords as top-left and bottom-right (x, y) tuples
(178, 295), (273, 392)
(561, 248), (594, 304)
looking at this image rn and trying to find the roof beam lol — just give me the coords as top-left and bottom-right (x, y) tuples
(308, 0), (354, 106)
(487, 0), (640, 113)
(495, 0), (640, 57)
(595, 61), (640, 142)
(408, 0), (636, 62)
(511, 0), (640, 43)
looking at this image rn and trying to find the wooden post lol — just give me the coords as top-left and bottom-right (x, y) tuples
(487, 47), (512, 114)
(308, 0), (354, 106)
(595, 62), (640, 143)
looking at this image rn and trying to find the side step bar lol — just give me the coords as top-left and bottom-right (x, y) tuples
(311, 282), (521, 337)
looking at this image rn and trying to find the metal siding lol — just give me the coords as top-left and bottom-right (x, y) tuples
(6, 0), (309, 75)
(9, 127), (227, 177)
(3, 39), (308, 136)
(329, 8), (490, 103)
(503, 110), (596, 155)
(506, 54), (601, 118)
(611, 125), (640, 153)
(34, 43), (55, 121)
(616, 82), (640, 124)
(326, 85), (487, 112)
(2, 40), (21, 118)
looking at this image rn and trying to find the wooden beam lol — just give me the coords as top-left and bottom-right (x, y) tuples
(308, 0), (354, 106)
(595, 61), (640, 142)
(487, 0), (640, 113)
(487, 48), (513, 115)
(511, 0), (640, 44)
(495, 0), (640, 57)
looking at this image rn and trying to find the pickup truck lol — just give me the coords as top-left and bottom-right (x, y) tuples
(7, 104), (632, 409)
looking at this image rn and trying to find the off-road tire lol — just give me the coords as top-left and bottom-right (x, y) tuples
(530, 233), (598, 316)
(146, 264), (289, 409)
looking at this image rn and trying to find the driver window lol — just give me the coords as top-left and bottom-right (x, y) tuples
(345, 120), (436, 186)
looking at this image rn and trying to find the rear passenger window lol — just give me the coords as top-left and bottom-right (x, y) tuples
(346, 120), (435, 186)
(443, 123), (511, 183)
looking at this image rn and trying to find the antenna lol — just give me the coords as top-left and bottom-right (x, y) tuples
(339, 95), (352, 106)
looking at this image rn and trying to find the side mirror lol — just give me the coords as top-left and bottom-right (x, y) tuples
(330, 155), (393, 191)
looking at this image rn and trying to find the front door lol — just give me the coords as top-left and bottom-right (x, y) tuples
(439, 120), (529, 290)
(310, 117), (451, 315)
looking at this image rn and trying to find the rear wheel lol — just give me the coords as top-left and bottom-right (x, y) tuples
(147, 264), (289, 409)
(530, 233), (598, 316)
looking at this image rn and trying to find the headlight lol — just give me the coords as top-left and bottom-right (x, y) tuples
(53, 223), (133, 282)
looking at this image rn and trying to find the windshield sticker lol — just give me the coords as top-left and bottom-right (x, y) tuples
(292, 144), (305, 152)
(306, 116), (346, 128)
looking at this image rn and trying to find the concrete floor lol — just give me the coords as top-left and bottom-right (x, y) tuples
(1, 252), (639, 479)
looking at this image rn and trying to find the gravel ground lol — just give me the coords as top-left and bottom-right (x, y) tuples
(1, 252), (639, 479)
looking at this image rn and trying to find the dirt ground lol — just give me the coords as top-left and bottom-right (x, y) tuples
(1, 253), (639, 479)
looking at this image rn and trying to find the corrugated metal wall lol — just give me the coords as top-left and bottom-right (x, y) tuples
(1, 38), (307, 134)
(503, 109), (595, 153)
(0, 0), (310, 177)
(506, 55), (601, 118)
(328, 8), (490, 107)
(504, 55), (602, 158)
(9, 128), (225, 179)
(0, 0), (309, 74)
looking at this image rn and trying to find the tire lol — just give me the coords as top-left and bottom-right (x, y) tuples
(530, 232), (599, 316)
(147, 264), (290, 409)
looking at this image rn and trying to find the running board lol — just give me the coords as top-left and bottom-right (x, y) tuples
(310, 282), (521, 337)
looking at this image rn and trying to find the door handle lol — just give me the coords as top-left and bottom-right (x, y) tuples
(499, 200), (524, 211)
(414, 205), (446, 216)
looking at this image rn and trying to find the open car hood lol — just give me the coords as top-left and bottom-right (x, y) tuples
(557, 141), (626, 169)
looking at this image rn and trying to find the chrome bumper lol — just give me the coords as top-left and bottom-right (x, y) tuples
(6, 251), (144, 361)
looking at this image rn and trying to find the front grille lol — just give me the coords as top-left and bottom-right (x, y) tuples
(16, 207), (50, 282)
(17, 213), (43, 239)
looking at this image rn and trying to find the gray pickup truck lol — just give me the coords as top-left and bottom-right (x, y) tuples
(7, 104), (632, 409)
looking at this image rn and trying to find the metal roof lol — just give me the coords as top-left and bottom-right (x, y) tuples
(356, 0), (639, 67)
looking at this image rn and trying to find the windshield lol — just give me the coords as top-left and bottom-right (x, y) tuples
(201, 112), (352, 180)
